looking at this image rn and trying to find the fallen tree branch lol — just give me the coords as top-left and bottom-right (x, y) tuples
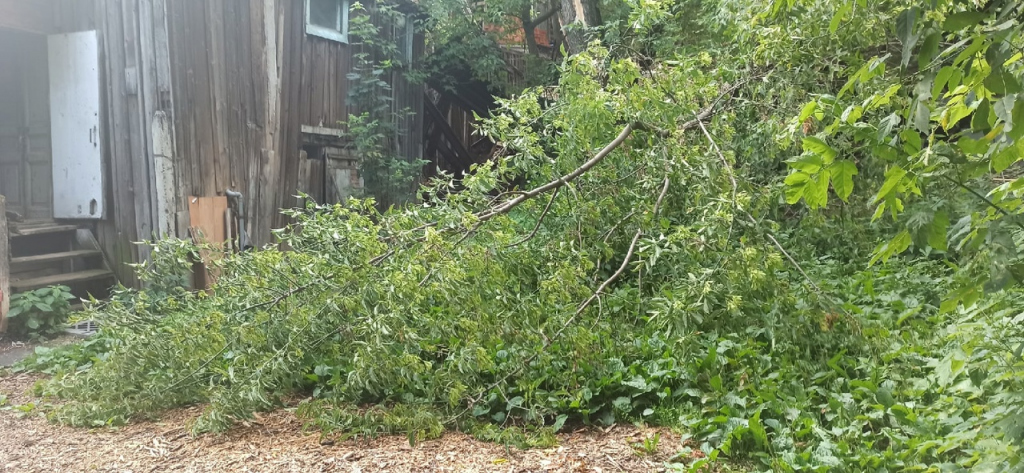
(507, 187), (560, 248)
(694, 113), (856, 322)
(456, 175), (672, 422)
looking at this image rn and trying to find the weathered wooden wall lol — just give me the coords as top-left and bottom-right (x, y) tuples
(4, 0), (424, 287)
(49, 0), (173, 286)
(167, 0), (425, 247)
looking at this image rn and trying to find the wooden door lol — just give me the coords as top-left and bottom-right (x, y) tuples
(49, 30), (103, 219)
(23, 36), (53, 219)
(0, 41), (26, 217)
(0, 31), (53, 220)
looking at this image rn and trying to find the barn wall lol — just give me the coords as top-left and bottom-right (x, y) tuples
(49, 0), (172, 286)
(166, 0), (425, 248)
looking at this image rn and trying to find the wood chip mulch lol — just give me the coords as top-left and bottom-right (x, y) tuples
(0, 374), (685, 472)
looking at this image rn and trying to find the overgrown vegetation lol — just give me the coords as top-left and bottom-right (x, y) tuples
(21, 0), (1024, 471)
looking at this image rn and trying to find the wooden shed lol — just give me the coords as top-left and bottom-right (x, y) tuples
(0, 0), (426, 312)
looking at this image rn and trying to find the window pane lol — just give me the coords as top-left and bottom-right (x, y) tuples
(309, 0), (339, 30)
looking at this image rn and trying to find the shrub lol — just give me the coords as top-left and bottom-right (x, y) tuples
(6, 286), (76, 341)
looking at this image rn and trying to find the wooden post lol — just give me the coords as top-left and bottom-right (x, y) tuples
(0, 194), (9, 333)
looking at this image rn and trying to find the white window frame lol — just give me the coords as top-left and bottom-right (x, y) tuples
(305, 0), (350, 44)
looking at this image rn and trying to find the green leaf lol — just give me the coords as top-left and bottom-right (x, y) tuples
(984, 69), (1022, 95)
(788, 154), (824, 174)
(913, 101), (931, 132)
(875, 387), (895, 408)
(805, 169), (831, 208)
(841, 105), (863, 124)
(785, 171), (811, 204)
(829, 3), (851, 34)
(870, 230), (912, 265)
(874, 165), (907, 202)
(928, 211), (949, 251)
(26, 318), (40, 330)
(918, 32), (940, 70)
(896, 7), (920, 68)
(932, 66), (955, 99)
(992, 140), (1023, 173)
(1010, 98), (1024, 141)
(552, 414), (568, 432)
(972, 98), (993, 132)
(829, 160), (858, 202)
(943, 11), (987, 31)
(802, 137), (837, 163)
(798, 101), (818, 123)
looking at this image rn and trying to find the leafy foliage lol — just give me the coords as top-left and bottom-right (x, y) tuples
(6, 286), (76, 340)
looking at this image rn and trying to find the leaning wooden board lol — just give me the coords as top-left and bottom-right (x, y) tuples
(187, 196), (228, 290)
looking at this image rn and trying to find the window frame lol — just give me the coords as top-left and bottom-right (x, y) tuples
(305, 0), (350, 44)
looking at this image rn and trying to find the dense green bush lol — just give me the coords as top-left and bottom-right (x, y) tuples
(6, 286), (75, 341)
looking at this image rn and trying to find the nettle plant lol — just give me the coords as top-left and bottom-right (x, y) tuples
(7, 285), (76, 340)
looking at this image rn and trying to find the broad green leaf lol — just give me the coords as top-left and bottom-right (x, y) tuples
(943, 12), (987, 31)
(788, 153), (824, 174)
(913, 101), (931, 132)
(829, 3), (851, 34)
(896, 8), (921, 68)
(928, 211), (949, 251)
(991, 140), (1023, 172)
(874, 165), (907, 202)
(841, 105), (863, 124)
(785, 174), (808, 204)
(552, 414), (568, 432)
(918, 32), (941, 70)
(1010, 98), (1024, 140)
(984, 69), (1023, 95)
(830, 160), (858, 202)
(932, 66), (955, 99)
(972, 98), (993, 132)
(953, 37), (986, 67)
(803, 137), (837, 163)
(994, 94), (1016, 130)
(957, 136), (989, 155)
(943, 101), (972, 131)
(805, 169), (831, 208)
(878, 113), (901, 140)
(876, 387), (895, 408)
(869, 230), (912, 265)
(798, 101), (818, 122)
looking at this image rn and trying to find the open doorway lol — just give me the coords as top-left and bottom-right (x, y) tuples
(0, 29), (52, 221)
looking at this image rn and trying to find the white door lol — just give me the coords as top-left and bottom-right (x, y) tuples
(49, 30), (104, 219)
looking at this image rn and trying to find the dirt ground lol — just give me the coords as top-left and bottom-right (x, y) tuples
(0, 373), (688, 472)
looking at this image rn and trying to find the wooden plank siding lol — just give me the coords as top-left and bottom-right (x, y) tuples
(48, 0), (173, 286)
(167, 0), (424, 247)
(5, 0), (423, 287)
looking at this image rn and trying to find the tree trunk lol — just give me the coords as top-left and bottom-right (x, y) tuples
(558, 0), (601, 54)
(521, 8), (539, 55)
